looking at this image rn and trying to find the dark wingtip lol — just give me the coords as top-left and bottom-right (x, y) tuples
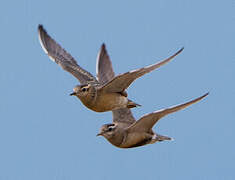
(100, 43), (107, 55)
(202, 92), (209, 98)
(38, 24), (43, 31)
(176, 47), (184, 55)
(38, 24), (47, 35)
(101, 43), (106, 50)
(188, 92), (209, 106)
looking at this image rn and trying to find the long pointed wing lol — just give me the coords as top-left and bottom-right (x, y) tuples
(96, 43), (115, 84)
(95, 44), (135, 124)
(128, 92), (209, 132)
(38, 25), (98, 84)
(100, 47), (184, 93)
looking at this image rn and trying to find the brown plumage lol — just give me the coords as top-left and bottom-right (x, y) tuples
(38, 24), (183, 112)
(96, 48), (208, 148)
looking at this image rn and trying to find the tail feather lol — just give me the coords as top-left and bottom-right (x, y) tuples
(152, 133), (172, 143)
(127, 100), (141, 108)
(157, 135), (172, 141)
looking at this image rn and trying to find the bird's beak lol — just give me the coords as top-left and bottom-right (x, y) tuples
(96, 133), (102, 136)
(70, 92), (76, 96)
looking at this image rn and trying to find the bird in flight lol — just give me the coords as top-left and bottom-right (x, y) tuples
(97, 93), (208, 148)
(38, 25), (183, 112)
(96, 48), (208, 148)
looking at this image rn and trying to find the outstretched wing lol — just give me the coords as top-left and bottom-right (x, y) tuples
(128, 92), (209, 132)
(100, 47), (184, 93)
(96, 44), (135, 124)
(38, 25), (98, 84)
(96, 43), (115, 84)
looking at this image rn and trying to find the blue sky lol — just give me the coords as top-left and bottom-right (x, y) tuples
(0, 0), (234, 179)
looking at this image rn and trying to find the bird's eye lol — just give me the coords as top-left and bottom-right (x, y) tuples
(81, 88), (87, 92)
(108, 127), (113, 131)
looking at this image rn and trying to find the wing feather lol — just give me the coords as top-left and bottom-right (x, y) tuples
(100, 47), (184, 93)
(96, 43), (115, 84)
(96, 44), (136, 124)
(112, 108), (136, 124)
(128, 92), (209, 132)
(38, 25), (97, 84)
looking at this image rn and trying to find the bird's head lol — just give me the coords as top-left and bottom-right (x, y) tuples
(70, 84), (93, 97)
(97, 123), (117, 139)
